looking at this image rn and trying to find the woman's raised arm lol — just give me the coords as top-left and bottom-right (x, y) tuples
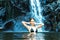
(36, 23), (44, 29)
(22, 21), (30, 30)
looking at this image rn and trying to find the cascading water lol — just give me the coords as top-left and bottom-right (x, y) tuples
(30, 0), (45, 32)
(14, 0), (46, 32)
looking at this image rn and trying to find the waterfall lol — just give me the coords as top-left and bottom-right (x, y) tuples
(30, 0), (45, 32)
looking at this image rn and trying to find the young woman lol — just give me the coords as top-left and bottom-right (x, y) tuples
(22, 18), (44, 36)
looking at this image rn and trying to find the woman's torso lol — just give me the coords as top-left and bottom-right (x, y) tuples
(29, 26), (37, 32)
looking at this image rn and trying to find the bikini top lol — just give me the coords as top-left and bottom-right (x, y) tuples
(30, 27), (37, 32)
(31, 28), (37, 32)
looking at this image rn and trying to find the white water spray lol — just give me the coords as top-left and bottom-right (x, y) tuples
(30, 0), (44, 32)
(30, 0), (43, 23)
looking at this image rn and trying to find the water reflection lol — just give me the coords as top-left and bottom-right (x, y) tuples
(0, 32), (60, 40)
(27, 32), (36, 40)
(26, 32), (45, 40)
